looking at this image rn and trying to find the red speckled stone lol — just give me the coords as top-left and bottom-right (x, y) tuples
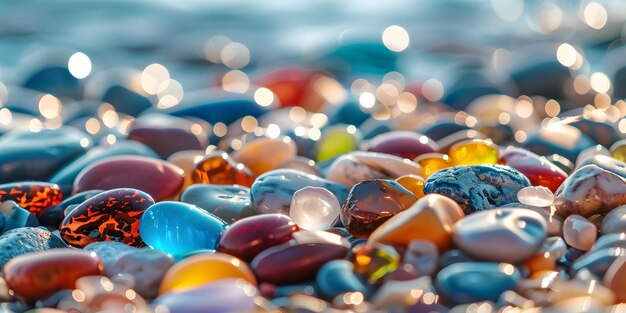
(255, 67), (329, 111)
(192, 150), (255, 187)
(340, 179), (417, 238)
(251, 232), (349, 285)
(73, 155), (184, 201)
(3, 249), (103, 301)
(217, 214), (298, 262)
(60, 188), (154, 248)
(367, 131), (439, 160)
(0, 182), (62, 216)
(499, 147), (568, 193)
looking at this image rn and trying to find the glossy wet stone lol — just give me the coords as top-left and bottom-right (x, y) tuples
(232, 137), (297, 176)
(395, 174), (426, 198)
(3, 249), (103, 301)
(153, 279), (258, 313)
(159, 253), (256, 295)
(316, 125), (360, 162)
(449, 139), (498, 166)
(0, 182), (62, 217)
(603, 256), (626, 303)
(191, 150), (254, 187)
(369, 194), (463, 251)
(163, 93), (270, 125)
(128, 113), (208, 158)
(139, 201), (227, 256)
(0, 227), (67, 267)
(403, 240), (439, 277)
(38, 190), (103, 228)
(424, 164), (530, 214)
(167, 150), (205, 190)
(436, 262), (521, 304)
(179, 184), (253, 224)
(60, 188), (153, 248)
(601, 205), (626, 234)
(523, 124), (595, 162)
(371, 276), (432, 310)
(341, 179), (417, 238)
(250, 169), (349, 214)
(217, 213), (298, 262)
(256, 67), (328, 111)
(517, 186), (555, 207)
(571, 247), (626, 278)
(251, 231), (349, 285)
(327, 151), (423, 188)
(349, 242), (400, 283)
(101, 84), (153, 116)
(577, 155), (626, 181)
(413, 153), (451, 178)
(611, 139), (626, 163)
(0, 127), (91, 183)
(554, 164), (626, 217)
(0, 201), (38, 234)
(563, 215), (597, 251)
(23, 65), (81, 100)
(73, 155), (184, 201)
(316, 260), (369, 300)
(58, 275), (149, 312)
(289, 187), (340, 231)
(498, 147), (568, 193)
(575, 145), (611, 168)
(366, 131), (438, 160)
(277, 156), (322, 176)
(453, 208), (547, 263)
(48, 140), (158, 194)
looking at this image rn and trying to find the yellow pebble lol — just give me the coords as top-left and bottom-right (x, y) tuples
(413, 153), (451, 178)
(449, 139), (499, 166)
(159, 253), (257, 295)
(395, 174), (425, 198)
(611, 139), (626, 162)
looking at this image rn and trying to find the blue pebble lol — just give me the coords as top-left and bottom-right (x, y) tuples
(316, 260), (368, 299)
(436, 262), (520, 304)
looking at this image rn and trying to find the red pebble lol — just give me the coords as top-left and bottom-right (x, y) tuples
(367, 131), (439, 160)
(0, 182), (62, 216)
(499, 147), (568, 193)
(255, 67), (330, 111)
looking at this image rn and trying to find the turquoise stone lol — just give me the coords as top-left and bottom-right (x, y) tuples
(316, 259), (369, 299)
(139, 201), (227, 256)
(436, 262), (521, 304)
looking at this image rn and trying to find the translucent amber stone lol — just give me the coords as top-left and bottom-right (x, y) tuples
(348, 242), (400, 283)
(192, 150), (255, 187)
(449, 139), (499, 166)
(395, 175), (425, 198)
(413, 153), (451, 178)
(610, 139), (626, 163)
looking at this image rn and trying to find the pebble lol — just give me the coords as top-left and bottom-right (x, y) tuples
(217, 213), (298, 262)
(60, 188), (154, 248)
(256, 68), (328, 111)
(603, 256), (626, 303)
(316, 260), (369, 299)
(179, 184), (253, 224)
(289, 186), (340, 231)
(577, 154), (626, 180)
(38, 190), (103, 228)
(341, 179), (417, 238)
(3, 249), (103, 301)
(73, 155), (185, 201)
(371, 276), (432, 310)
(0, 201), (38, 234)
(499, 147), (568, 193)
(349, 242), (400, 283)
(191, 150), (254, 187)
(522, 124), (595, 162)
(316, 125), (360, 162)
(517, 186), (555, 207)
(232, 136), (297, 176)
(413, 153), (452, 178)
(166, 150), (205, 190)
(158, 253), (256, 295)
(563, 215), (597, 251)
(436, 262), (521, 304)
(0, 227), (67, 268)
(153, 279), (258, 313)
(277, 156), (323, 176)
(423, 164), (530, 214)
(611, 139), (626, 163)
(139, 201), (227, 256)
(369, 194), (463, 250)
(164, 93), (270, 125)
(366, 131), (438, 160)
(0, 182), (62, 217)
(601, 205), (626, 234)
(449, 139), (499, 166)
(403, 240), (439, 277)
(395, 174), (426, 198)
(327, 151), (423, 187)
(250, 169), (348, 215)
(452, 208), (548, 263)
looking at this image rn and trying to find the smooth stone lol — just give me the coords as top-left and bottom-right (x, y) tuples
(413, 153), (452, 178)
(167, 150), (205, 190)
(369, 194), (463, 250)
(289, 187), (340, 231)
(83, 241), (135, 267)
(139, 201), (227, 256)
(547, 278), (616, 306)
(159, 253), (256, 295)
(436, 129), (487, 153)
(577, 154), (626, 179)
(366, 131), (438, 160)
(511, 59), (571, 102)
(277, 156), (322, 176)
(395, 174), (426, 198)
(153, 279), (257, 313)
(316, 260), (369, 300)
(38, 190), (103, 228)
(250, 169), (348, 215)
(60, 188), (154, 248)
(3, 249), (103, 301)
(0, 127), (91, 183)
(341, 179), (417, 238)
(570, 118), (622, 149)
(601, 205), (626, 234)
(0, 201), (38, 234)
(23, 66), (81, 99)
(563, 215), (597, 251)
(101, 84), (152, 116)
(403, 240), (439, 277)
(424, 165), (531, 214)
(251, 231), (349, 285)
(349, 242), (400, 283)
(499, 147), (568, 193)
(0, 182), (62, 217)
(73, 155), (184, 201)
(517, 186), (555, 207)
(191, 150), (254, 187)
(547, 154), (575, 173)
(554, 165), (626, 217)
(0, 227), (67, 267)
(420, 121), (471, 141)
(316, 126), (360, 163)
(371, 276), (432, 310)
(453, 208), (548, 263)
(571, 247), (626, 278)
(128, 113), (208, 158)
(255, 67), (328, 111)
(500, 202), (563, 236)
(539, 237), (568, 261)
(593, 233), (626, 250)
(603, 256), (626, 303)
(575, 145), (611, 169)
(436, 262), (521, 304)
(48, 140), (158, 194)
(523, 124), (595, 162)
(61, 275), (149, 312)
(611, 139), (626, 163)
(328, 100), (370, 127)
(162, 92), (270, 125)
(217, 213), (298, 262)
(327, 151), (423, 188)
(179, 184), (253, 224)
(232, 137), (297, 176)
(449, 139), (499, 166)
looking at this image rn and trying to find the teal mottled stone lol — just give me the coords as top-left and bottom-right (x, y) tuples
(436, 262), (521, 304)
(316, 260), (368, 299)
